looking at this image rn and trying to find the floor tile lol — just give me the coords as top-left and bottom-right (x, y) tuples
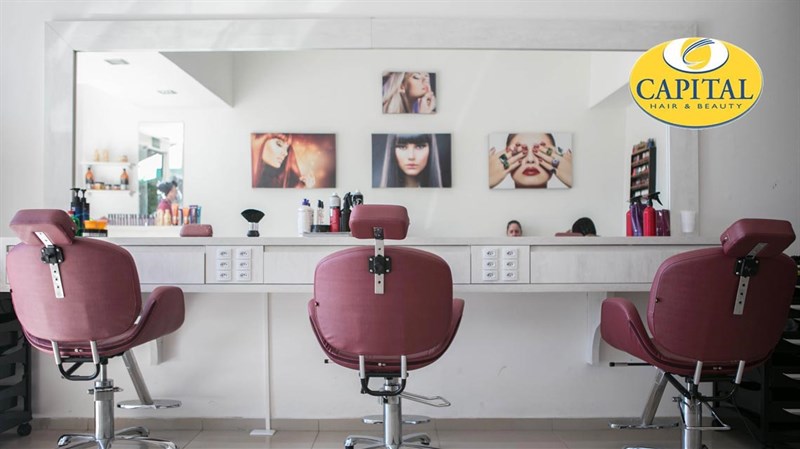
(185, 430), (317, 449)
(437, 430), (568, 448)
(312, 430), (440, 449)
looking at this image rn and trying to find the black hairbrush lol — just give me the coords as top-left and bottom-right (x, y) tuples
(241, 209), (265, 237)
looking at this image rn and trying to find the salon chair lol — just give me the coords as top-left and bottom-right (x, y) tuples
(601, 218), (796, 449)
(308, 205), (464, 449)
(6, 209), (185, 449)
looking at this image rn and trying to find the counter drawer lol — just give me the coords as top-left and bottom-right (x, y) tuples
(122, 246), (205, 284)
(264, 245), (470, 285)
(529, 246), (697, 284)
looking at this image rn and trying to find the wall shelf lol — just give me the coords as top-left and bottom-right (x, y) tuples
(81, 161), (133, 167)
(629, 139), (656, 199)
(85, 189), (137, 196)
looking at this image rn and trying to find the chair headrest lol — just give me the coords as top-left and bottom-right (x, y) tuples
(720, 218), (795, 257)
(349, 205), (409, 240)
(10, 209), (76, 246)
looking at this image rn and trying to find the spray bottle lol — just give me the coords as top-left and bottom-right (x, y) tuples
(340, 192), (352, 232)
(80, 189), (90, 225)
(629, 195), (645, 237)
(329, 193), (341, 233)
(642, 191), (662, 237)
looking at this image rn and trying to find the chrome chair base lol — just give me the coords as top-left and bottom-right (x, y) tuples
(362, 414), (431, 425)
(610, 417), (679, 430)
(345, 378), (442, 449)
(58, 432), (176, 449)
(55, 353), (179, 449)
(611, 369), (727, 449)
(117, 398), (182, 410)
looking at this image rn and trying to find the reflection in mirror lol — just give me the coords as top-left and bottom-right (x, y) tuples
(138, 123), (184, 220)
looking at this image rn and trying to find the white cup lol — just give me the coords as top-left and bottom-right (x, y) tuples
(680, 210), (696, 235)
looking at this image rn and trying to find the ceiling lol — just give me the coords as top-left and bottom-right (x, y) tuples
(76, 51), (229, 108)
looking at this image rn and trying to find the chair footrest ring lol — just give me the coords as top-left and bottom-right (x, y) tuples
(362, 414), (431, 425)
(609, 417), (680, 430)
(117, 399), (182, 410)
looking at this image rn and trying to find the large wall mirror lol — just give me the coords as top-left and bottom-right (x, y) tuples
(46, 19), (699, 234)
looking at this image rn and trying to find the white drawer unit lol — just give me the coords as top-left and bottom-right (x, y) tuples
(471, 245), (530, 284)
(123, 246), (205, 284)
(206, 246), (262, 284)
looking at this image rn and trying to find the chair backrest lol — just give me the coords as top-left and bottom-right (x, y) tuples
(7, 209), (142, 344)
(312, 205), (453, 357)
(647, 218), (796, 364)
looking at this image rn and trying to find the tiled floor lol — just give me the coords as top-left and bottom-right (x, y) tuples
(0, 427), (775, 449)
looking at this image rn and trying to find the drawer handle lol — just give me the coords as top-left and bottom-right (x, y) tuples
(784, 373), (800, 381)
(784, 339), (800, 346)
(783, 408), (800, 416)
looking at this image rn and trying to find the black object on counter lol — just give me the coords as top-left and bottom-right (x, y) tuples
(241, 209), (265, 237)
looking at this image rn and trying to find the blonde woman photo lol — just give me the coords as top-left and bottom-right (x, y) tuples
(382, 71), (437, 114)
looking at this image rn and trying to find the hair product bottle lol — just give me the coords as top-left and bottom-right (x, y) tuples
(329, 193), (341, 233)
(120, 168), (129, 189)
(297, 199), (312, 236)
(84, 166), (94, 188)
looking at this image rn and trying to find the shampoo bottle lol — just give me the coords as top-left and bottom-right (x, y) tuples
(297, 199), (312, 236)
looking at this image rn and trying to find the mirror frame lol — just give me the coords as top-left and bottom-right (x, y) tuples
(44, 18), (699, 215)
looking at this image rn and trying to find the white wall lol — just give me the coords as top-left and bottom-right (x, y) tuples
(2, 0), (799, 421)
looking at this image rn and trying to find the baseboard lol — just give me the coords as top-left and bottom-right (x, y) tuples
(34, 417), (683, 432)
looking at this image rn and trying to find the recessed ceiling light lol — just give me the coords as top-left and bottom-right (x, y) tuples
(104, 58), (129, 65)
(157, 90), (178, 95)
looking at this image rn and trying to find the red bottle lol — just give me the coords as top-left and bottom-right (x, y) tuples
(626, 210), (633, 236)
(642, 192), (662, 237)
(329, 193), (341, 233)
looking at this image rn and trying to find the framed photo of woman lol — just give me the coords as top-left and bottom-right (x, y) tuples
(381, 71), (437, 114)
(488, 132), (573, 189)
(251, 133), (336, 188)
(372, 133), (451, 188)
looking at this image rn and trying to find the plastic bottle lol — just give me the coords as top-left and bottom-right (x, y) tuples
(297, 199), (312, 236)
(626, 210), (633, 237)
(642, 192), (662, 237)
(314, 200), (325, 230)
(80, 189), (90, 225)
(329, 193), (341, 233)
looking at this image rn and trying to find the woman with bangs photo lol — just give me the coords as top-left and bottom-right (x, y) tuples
(376, 133), (447, 188)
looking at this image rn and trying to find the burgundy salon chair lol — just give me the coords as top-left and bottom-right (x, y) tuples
(309, 205), (464, 449)
(601, 218), (796, 449)
(6, 209), (185, 449)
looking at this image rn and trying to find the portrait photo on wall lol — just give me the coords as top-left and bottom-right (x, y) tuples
(382, 71), (437, 114)
(488, 132), (573, 189)
(372, 133), (452, 188)
(251, 133), (336, 188)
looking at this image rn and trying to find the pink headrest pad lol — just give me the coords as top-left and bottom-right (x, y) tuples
(10, 209), (76, 246)
(720, 218), (795, 257)
(350, 205), (409, 240)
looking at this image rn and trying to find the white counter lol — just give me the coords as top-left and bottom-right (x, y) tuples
(0, 235), (718, 429)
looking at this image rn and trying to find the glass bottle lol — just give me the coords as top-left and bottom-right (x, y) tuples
(120, 168), (129, 189)
(85, 166), (94, 188)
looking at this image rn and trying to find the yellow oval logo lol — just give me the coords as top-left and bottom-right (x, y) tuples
(630, 38), (762, 129)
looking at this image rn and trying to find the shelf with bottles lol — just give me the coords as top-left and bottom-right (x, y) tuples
(82, 164), (134, 195)
(629, 139), (656, 197)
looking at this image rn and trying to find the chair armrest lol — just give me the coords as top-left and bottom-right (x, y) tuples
(126, 286), (185, 348)
(601, 297), (658, 363)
